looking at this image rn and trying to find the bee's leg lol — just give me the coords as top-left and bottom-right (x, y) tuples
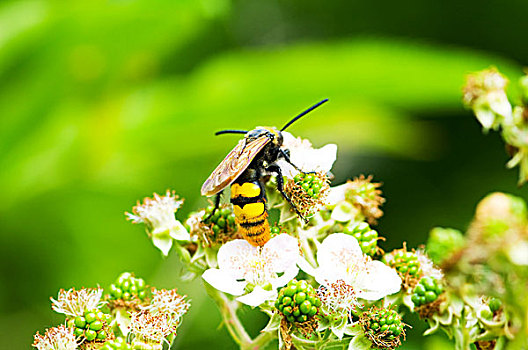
(203, 191), (223, 223)
(266, 164), (307, 223)
(279, 149), (315, 174)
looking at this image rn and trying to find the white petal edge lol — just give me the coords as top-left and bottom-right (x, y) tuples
(355, 260), (401, 300)
(330, 202), (357, 222)
(236, 286), (277, 307)
(152, 235), (173, 256)
(271, 265), (299, 289)
(327, 184), (347, 206)
(170, 220), (191, 241)
(202, 268), (246, 296)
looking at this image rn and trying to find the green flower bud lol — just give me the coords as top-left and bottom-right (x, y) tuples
(74, 316), (86, 329)
(84, 312), (96, 324)
(489, 298), (502, 313)
(121, 280), (131, 292)
(426, 227), (465, 265)
(300, 300), (312, 314)
(294, 292), (307, 304)
(96, 330), (107, 340)
(85, 329), (97, 341)
(89, 320), (103, 331)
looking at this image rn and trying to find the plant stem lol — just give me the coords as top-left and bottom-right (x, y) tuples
(205, 283), (252, 346)
(205, 283), (278, 349)
(299, 235), (317, 268)
(244, 330), (277, 350)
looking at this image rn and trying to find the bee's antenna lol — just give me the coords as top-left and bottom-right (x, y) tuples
(215, 129), (248, 136)
(280, 98), (329, 132)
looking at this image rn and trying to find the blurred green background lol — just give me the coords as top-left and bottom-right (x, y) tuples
(1, 0), (527, 349)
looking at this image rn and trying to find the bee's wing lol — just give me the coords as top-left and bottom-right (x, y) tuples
(201, 136), (271, 196)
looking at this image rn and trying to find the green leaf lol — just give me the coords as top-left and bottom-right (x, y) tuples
(343, 323), (363, 337)
(347, 335), (372, 350)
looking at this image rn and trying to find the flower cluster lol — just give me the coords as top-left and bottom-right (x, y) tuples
(33, 273), (189, 350)
(464, 68), (528, 184)
(126, 190), (190, 256)
(33, 116), (528, 350)
(33, 325), (78, 350)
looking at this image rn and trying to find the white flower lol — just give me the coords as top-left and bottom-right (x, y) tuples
(129, 311), (176, 345)
(141, 289), (190, 326)
(463, 68), (512, 131)
(277, 131), (337, 179)
(126, 190), (190, 256)
(33, 325), (78, 350)
(303, 233), (401, 300)
(202, 234), (299, 307)
(317, 279), (360, 317)
(51, 287), (104, 317)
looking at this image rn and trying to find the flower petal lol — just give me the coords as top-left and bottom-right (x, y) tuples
(271, 265), (299, 289)
(262, 234), (299, 272)
(152, 235), (173, 256)
(169, 220), (191, 241)
(217, 239), (258, 279)
(297, 257), (317, 277)
(279, 132), (338, 177)
(317, 233), (363, 274)
(202, 268), (246, 296)
(355, 260), (401, 300)
(331, 201), (359, 222)
(326, 184), (347, 206)
(236, 286), (277, 307)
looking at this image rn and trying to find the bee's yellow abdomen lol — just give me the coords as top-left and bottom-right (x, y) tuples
(235, 211), (270, 247)
(233, 202), (265, 220)
(231, 182), (261, 198)
(231, 181), (270, 246)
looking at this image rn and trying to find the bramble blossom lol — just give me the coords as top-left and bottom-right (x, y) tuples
(202, 234), (299, 307)
(277, 131), (337, 179)
(302, 233), (401, 300)
(141, 288), (190, 326)
(126, 190), (190, 256)
(129, 311), (176, 346)
(51, 287), (104, 317)
(32, 325), (78, 350)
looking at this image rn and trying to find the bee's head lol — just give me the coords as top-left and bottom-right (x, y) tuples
(247, 127), (283, 146)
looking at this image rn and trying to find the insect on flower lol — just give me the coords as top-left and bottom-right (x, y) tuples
(201, 99), (329, 247)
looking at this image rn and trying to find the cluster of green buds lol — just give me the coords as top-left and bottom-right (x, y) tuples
(202, 206), (237, 235)
(411, 277), (444, 310)
(101, 337), (131, 350)
(344, 221), (379, 256)
(68, 309), (112, 342)
(360, 306), (406, 349)
(426, 227), (465, 266)
(108, 272), (148, 304)
(275, 280), (321, 324)
(284, 172), (330, 219)
(344, 175), (385, 224)
(382, 248), (421, 287)
(293, 173), (325, 199)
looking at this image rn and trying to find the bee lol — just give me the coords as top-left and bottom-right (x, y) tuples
(201, 99), (329, 246)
